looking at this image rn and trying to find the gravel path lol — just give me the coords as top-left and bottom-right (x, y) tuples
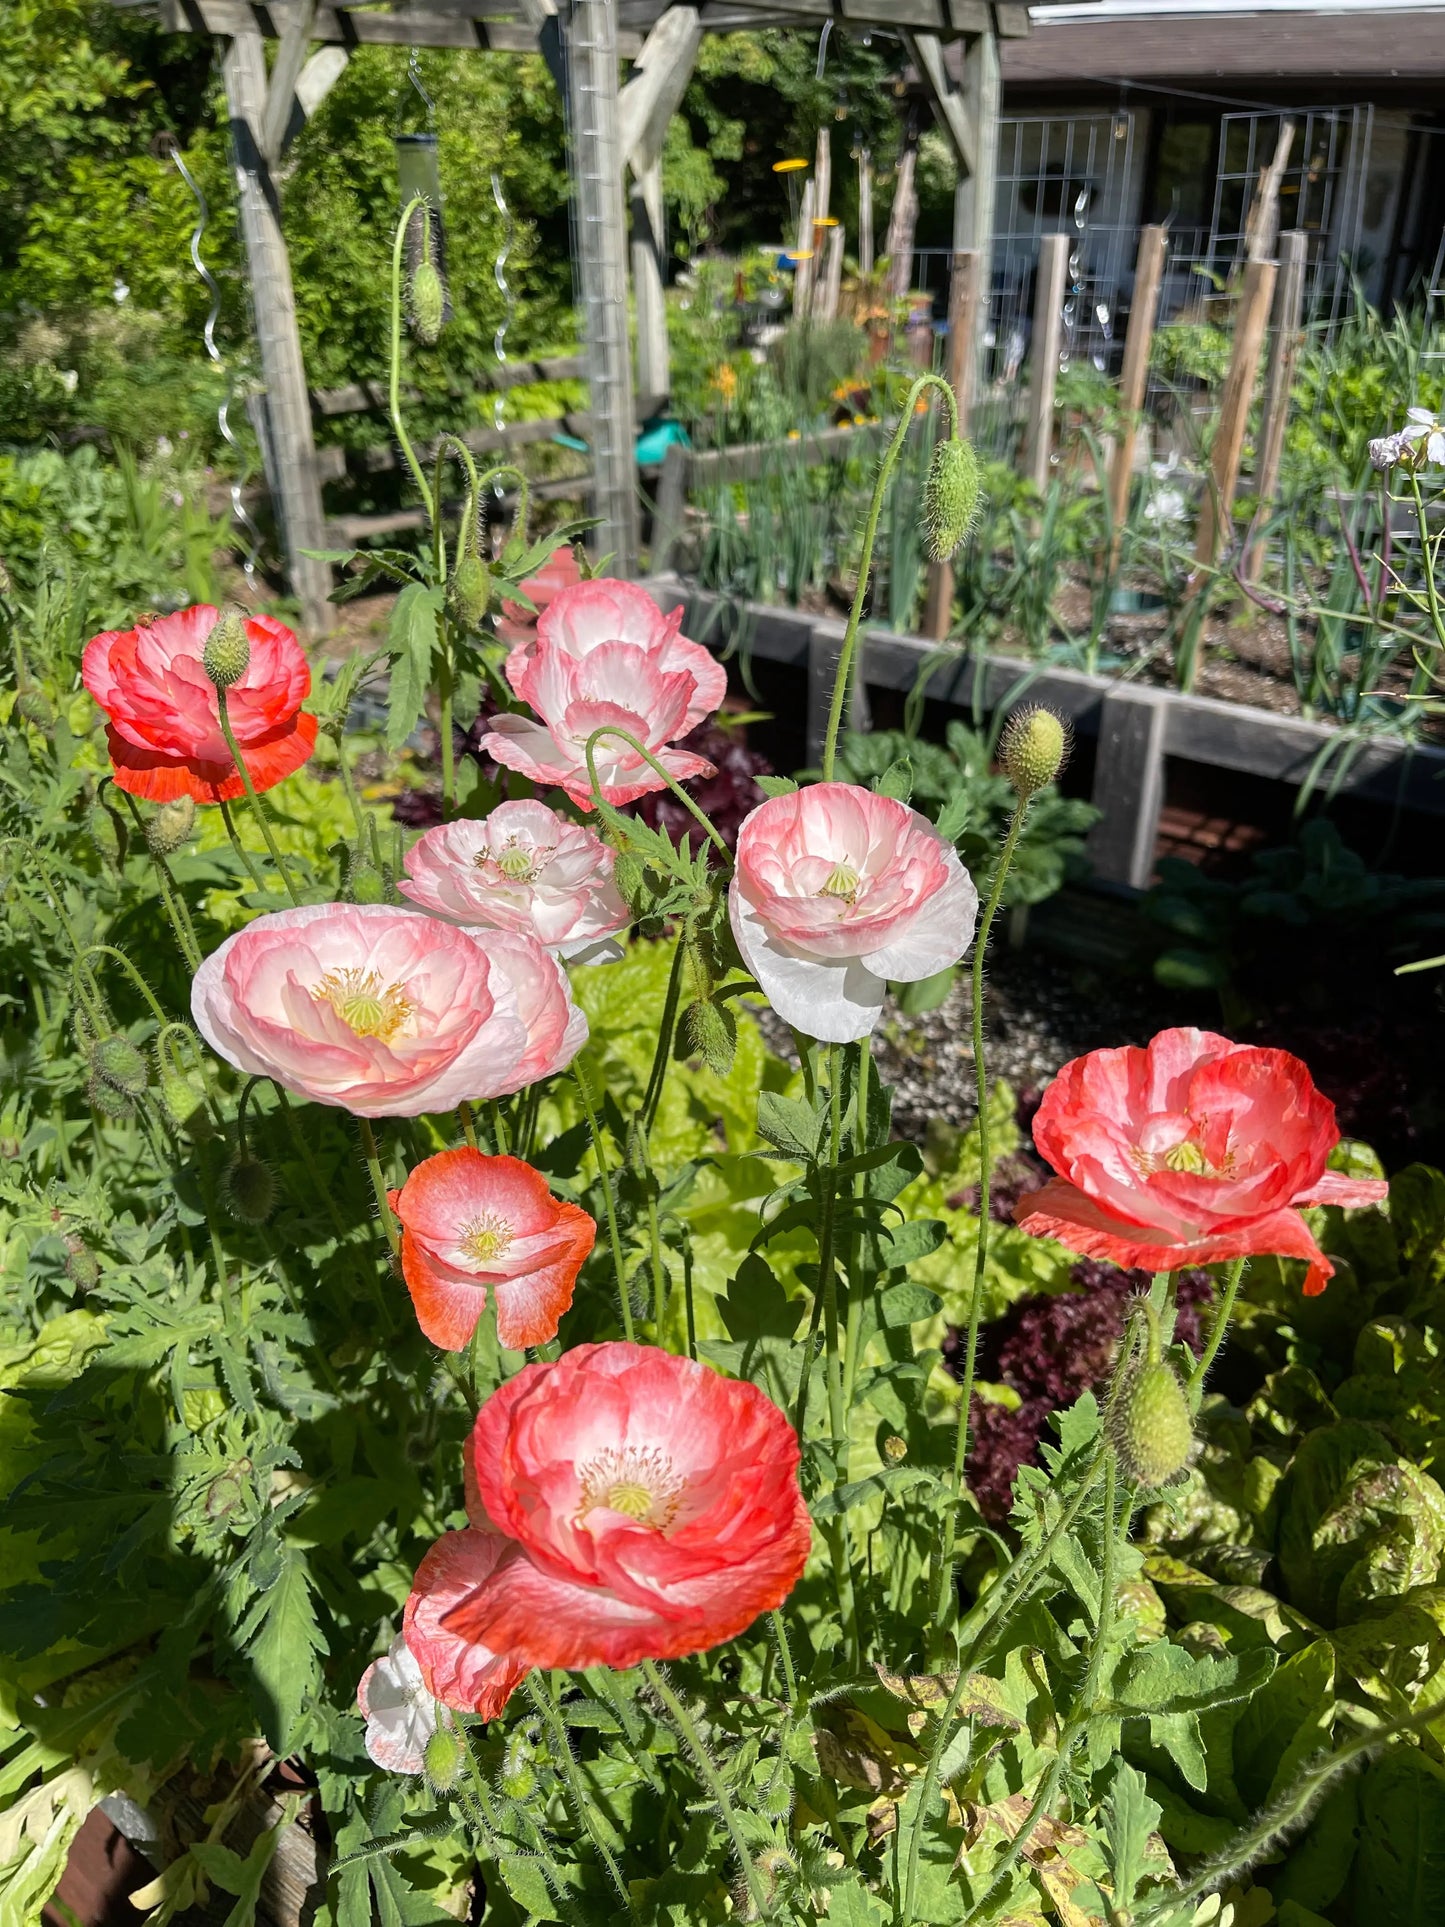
(755, 942), (1181, 1141)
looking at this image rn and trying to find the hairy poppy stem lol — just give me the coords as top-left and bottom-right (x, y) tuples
(1188, 1255), (1247, 1406)
(820, 372), (960, 783)
(357, 1117), (400, 1255)
(642, 1662), (769, 1919)
(215, 688), (302, 906)
(935, 794), (1031, 1624)
(572, 1064), (634, 1342)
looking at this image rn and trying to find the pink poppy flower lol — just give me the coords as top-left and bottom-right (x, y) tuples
(494, 543), (582, 645)
(398, 800), (629, 963)
(1013, 1027), (1389, 1295)
(404, 1342), (811, 1685)
(82, 605), (317, 804)
(388, 1148), (595, 1350)
(357, 1633), (447, 1774)
(477, 579), (726, 808)
(403, 1530), (530, 1720)
(729, 782), (979, 1043)
(191, 904), (586, 1118)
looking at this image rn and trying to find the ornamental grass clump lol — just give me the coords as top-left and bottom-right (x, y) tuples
(4, 191), (1430, 1927)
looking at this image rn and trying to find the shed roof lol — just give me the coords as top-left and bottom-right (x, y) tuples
(998, 3), (1445, 82)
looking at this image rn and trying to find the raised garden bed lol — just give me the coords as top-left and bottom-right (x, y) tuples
(641, 576), (1445, 891)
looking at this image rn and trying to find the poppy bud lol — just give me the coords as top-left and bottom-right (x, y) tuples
(999, 706), (1068, 799)
(882, 1434), (908, 1463)
(423, 1724), (464, 1793)
(681, 998), (735, 1078)
(146, 796), (196, 855)
(92, 1034), (149, 1097)
(921, 435), (981, 562)
(1115, 1360), (1193, 1489)
(221, 1150), (276, 1225)
(500, 1727), (537, 1801)
(88, 1075), (134, 1121)
(449, 553), (490, 627)
(613, 851), (646, 908)
(202, 611), (251, 689)
(409, 260), (447, 347)
(15, 687), (54, 729)
(65, 1239), (101, 1293)
(347, 854), (386, 904)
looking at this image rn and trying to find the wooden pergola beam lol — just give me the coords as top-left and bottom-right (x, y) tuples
(159, 0), (644, 55)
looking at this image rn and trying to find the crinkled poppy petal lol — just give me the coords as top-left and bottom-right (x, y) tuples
(1293, 1170), (1390, 1211)
(403, 1529), (529, 1718)
(398, 1229), (488, 1351)
(1014, 1176), (1337, 1294)
(435, 1522), (808, 1672)
(493, 1207), (594, 1348)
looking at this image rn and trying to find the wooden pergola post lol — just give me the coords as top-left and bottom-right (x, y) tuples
(619, 4), (701, 413)
(1106, 223), (1167, 568)
(221, 32), (333, 633)
(1244, 228), (1308, 581)
(563, 0), (639, 573)
(1193, 257), (1277, 573)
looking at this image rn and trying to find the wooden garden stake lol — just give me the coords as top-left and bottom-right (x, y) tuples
(1192, 256), (1277, 574)
(923, 248), (980, 640)
(1244, 229), (1308, 581)
(1023, 233), (1070, 495)
(1106, 224), (1167, 569)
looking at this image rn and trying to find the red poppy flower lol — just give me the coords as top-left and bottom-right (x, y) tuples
(388, 1148), (595, 1350)
(1013, 1027), (1388, 1295)
(403, 1342), (811, 1696)
(82, 604), (317, 804)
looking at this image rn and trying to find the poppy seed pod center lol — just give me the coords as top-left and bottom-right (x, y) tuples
(577, 1444), (686, 1530)
(314, 967), (416, 1041)
(459, 1213), (514, 1265)
(819, 860), (861, 902)
(494, 844), (544, 882)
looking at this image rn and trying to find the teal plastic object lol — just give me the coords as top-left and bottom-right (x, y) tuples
(550, 421), (691, 465)
(635, 420), (691, 466)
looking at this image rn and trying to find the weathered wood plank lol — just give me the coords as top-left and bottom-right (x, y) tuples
(310, 355), (585, 420)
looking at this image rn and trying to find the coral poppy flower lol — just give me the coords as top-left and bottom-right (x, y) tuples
(1013, 1027), (1389, 1295)
(191, 904), (586, 1118)
(729, 782), (979, 1043)
(494, 543), (582, 645)
(477, 579), (726, 808)
(404, 1531), (530, 1720)
(81, 605), (317, 804)
(357, 1633), (448, 1774)
(404, 1342), (811, 1686)
(399, 800), (629, 963)
(388, 1148), (595, 1350)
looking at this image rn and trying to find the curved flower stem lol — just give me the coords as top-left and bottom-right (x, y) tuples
(527, 1674), (634, 1915)
(215, 689), (302, 906)
(641, 1662), (768, 1920)
(641, 934), (687, 1138)
(1409, 472), (1445, 656)
(964, 1454), (1122, 1925)
(457, 1100), (481, 1151)
(770, 1610), (798, 1705)
(357, 1117), (400, 1255)
(821, 372), (960, 782)
(117, 792), (203, 970)
(583, 727), (731, 863)
(2, 839), (109, 1027)
(1188, 1256), (1247, 1406)
(816, 1047), (860, 1655)
(934, 796), (1030, 1622)
(476, 461), (531, 541)
(572, 1065), (634, 1342)
(218, 797), (267, 893)
(389, 196), (436, 521)
(75, 944), (171, 1032)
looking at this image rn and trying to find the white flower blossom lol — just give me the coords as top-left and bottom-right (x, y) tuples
(1370, 407), (1445, 472)
(356, 1634), (447, 1774)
